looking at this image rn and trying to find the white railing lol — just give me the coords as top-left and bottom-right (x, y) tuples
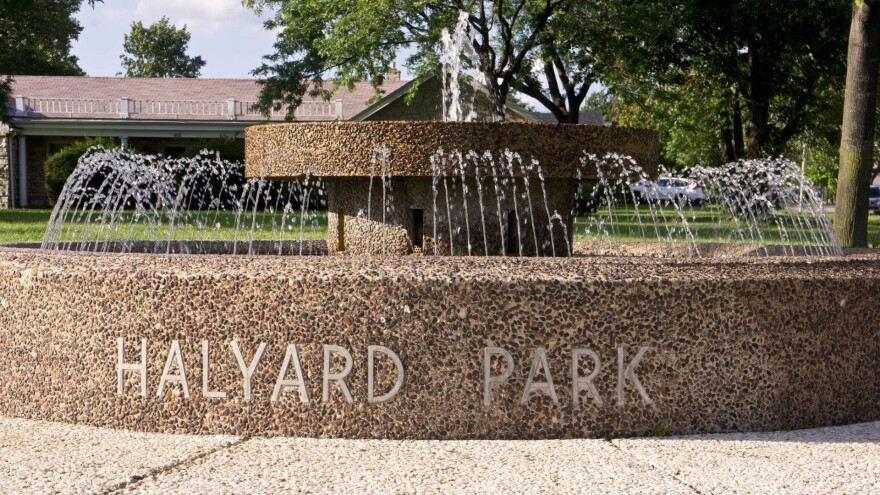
(14, 96), (343, 120)
(23, 97), (121, 116)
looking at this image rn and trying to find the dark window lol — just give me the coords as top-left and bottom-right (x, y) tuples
(163, 146), (187, 158)
(410, 208), (424, 249)
(870, 187), (880, 198)
(506, 211), (519, 255)
(47, 142), (68, 157)
(337, 209), (346, 252)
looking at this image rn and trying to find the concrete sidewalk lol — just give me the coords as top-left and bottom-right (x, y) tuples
(0, 417), (877, 494)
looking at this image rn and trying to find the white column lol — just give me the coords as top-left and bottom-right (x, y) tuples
(17, 136), (26, 207)
(14, 96), (26, 117)
(227, 99), (237, 120)
(119, 98), (130, 119)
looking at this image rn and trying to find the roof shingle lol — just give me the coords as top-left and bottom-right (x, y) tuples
(6, 76), (410, 121)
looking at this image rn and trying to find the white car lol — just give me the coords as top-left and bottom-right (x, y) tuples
(631, 177), (708, 206)
(870, 186), (880, 213)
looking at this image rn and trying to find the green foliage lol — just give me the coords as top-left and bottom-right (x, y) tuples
(608, 77), (728, 168)
(0, 0), (99, 120)
(652, 425), (669, 437)
(581, 89), (616, 122)
(243, 0), (595, 122)
(597, 0), (850, 160)
(785, 133), (840, 195)
(44, 137), (117, 204)
(183, 138), (245, 163)
(120, 16), (206, 78)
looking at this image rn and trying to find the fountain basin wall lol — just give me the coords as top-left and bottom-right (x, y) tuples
(0, 247), (878, 439)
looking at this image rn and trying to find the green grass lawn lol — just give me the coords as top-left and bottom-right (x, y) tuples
(2, 206), (879, 248)
(572, 205), (880, 246)
(0, 209), (327, 243)
(0, 209), (54, 242)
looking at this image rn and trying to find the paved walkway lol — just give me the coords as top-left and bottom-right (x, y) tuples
(0, 417), (878, 494)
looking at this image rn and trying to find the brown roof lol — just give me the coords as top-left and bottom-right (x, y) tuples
(6, 76), (410, 122)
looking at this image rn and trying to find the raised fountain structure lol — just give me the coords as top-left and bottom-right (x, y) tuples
(245, 121), (660, 256)
(0, 118), (877, 439)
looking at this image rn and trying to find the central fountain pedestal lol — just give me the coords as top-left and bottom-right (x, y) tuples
(325, 177), (575, 256)
(245, 121), (660, 256)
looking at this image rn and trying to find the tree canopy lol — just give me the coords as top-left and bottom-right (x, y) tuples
(244, 0), (606, 122)
(0, 0), (100, 119)
(120, 16), (206, 78)
(598, 0), (850, 162)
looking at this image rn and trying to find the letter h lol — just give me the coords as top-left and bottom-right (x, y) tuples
(117, 338), (147, 397)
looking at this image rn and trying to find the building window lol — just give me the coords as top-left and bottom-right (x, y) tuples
(46, 142), (69, 157)
(336, 209), (346, 252)
(506, 211), (519, 255)
(163, 146), (187, 158)
(410, 208), (424, 250)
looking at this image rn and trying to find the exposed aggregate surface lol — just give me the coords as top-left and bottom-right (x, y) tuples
(0, 416), (878, 494)
(0, 246), (878, 440)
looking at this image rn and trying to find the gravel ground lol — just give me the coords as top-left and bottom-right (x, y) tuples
(0, 417), (237, 494)
(0, 417), (877, 494)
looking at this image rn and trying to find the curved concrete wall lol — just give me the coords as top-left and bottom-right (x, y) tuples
(0, 247), (878, 439)
(244, 122), (660, 180)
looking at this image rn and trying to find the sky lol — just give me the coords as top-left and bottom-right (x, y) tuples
(70, 0), (562, 109)
(73, 0), (281, 78)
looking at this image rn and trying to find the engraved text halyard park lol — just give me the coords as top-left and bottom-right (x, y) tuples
(116, 339), (653, 407)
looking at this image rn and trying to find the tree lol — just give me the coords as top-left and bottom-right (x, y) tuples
(835, 0), (880, 248)
(581, 88), (615, 122)
(0, 0), (100, 120)
(244, 0), (610, 122)
(120, 17), (206, 78)
(514, 1), (602, 123)
(598, 0), (850, 159)
(614, 78), (730, 168)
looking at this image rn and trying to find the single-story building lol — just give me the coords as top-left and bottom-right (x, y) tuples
(0, 72), (582, 209)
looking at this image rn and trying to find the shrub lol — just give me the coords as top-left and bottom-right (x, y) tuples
(44, 137), (118, 204)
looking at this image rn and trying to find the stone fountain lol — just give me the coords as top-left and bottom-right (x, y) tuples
(245, 121), (659, 256)
(0, 97), (878, 440)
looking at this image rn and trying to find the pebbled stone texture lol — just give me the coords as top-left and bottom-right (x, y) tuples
(244, 121), (660, 180)
(0, 246), (878, 439)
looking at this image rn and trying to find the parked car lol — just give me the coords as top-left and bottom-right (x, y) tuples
(631, 177), (708, 206)
(870, 186), (880, 213)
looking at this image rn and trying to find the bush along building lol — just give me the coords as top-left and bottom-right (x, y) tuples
(0, 73), (563, 209)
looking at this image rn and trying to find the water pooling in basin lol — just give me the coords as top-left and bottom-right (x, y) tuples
(40, 143), (841, 257)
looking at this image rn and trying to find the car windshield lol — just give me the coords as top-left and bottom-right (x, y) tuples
(657, 179), (669, 187)
(871, 187), (880, 198)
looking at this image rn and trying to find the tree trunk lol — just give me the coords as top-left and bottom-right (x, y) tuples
(744, 47), (772, 158)
(721, 101), (736, 162)
(835, 0), (880, 248)
(732, 92), (745, 158)
(491, 83), (508, 122)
